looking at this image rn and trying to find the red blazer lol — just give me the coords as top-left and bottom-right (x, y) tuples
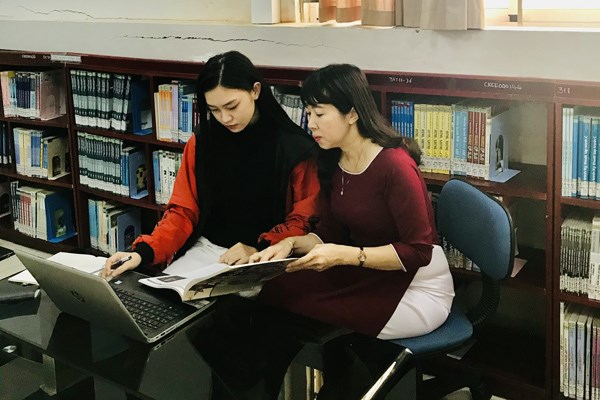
(132, 134), (320, 266)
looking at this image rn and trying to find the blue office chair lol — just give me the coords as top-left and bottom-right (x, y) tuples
(362, 178), (515, 400)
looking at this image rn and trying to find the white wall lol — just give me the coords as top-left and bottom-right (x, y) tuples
(0, 1), (599, 82)
(0, 0), (250, 22)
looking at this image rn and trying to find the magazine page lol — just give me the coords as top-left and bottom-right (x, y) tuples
(163, 236), (226, 276)
(138, 258), (297, 300)
(139, 262), (230, 297)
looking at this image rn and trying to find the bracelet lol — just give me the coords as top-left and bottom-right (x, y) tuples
(357, 246), (366, 267)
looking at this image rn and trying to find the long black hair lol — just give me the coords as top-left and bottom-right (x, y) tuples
(300, 63), (421, 194)
(179, 51), (314, 258)
(196, 50), (304, 137)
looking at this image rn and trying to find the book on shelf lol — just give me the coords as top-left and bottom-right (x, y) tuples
(88, 200), (142, 253)
(0, 69), (66, 120)
(115, 208), (141, 252)
(130, 78), (152, 135)
(127, 149), (148, 199)
(38, 189), (77, 243)
(0, 122), (11, 166)
(70, 70), (140, 133)
(44, 135), (70, 180)
(12, 128), (69, 180)
(154, 80), (195, 143)
(9, 182), (76, 242)
(138, 258), (297, 301)
(152, 149), (183, 204)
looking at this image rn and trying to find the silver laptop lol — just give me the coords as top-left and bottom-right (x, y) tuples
(16, 250), (214, 343)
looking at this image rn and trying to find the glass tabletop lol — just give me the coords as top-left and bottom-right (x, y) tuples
(0, 279), (405, 400)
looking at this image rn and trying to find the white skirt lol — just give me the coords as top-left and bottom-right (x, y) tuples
(377, 245), (455, 340)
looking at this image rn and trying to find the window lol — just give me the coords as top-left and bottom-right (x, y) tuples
(485, 0), (600, 27)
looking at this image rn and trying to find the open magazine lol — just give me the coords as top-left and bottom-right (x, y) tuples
(138, 258), (297, 301)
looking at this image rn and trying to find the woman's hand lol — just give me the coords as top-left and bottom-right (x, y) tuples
(101, 252), (141, 280)
(285, 243), (346, 272)
(249, 239), (294, 263)
(219, 243), (257, 265)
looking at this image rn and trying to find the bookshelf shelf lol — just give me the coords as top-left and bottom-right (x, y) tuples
(0, 168), (74, 189)
(424, 163), (547, 201)
(0, 226), (79, 253)
(557, 292), (600, 308)
(560, 196), (600, 210)
(0, 115), (69, 128)
(78, 186), (163, 211)
(73, 126), (187, 150)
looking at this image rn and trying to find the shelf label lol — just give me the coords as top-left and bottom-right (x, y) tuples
(367, 74), (451, 91)
(50, 54), (82, 63)
(482, 81), (523, 91)
(556, 86), (571, 96)
(454, 79), (554, 98)
(555, 84), (600, 101)
(388, 76), (414, 84)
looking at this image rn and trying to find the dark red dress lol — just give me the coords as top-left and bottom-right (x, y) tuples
(259, 147), (437, 337)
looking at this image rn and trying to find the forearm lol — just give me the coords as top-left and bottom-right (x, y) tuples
(355, 244), (405, 271)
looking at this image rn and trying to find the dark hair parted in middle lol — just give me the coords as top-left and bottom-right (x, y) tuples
(301, 63), (422, 194)
(196, 50), (302, 136)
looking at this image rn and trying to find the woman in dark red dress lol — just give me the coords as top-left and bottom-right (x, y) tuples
(253, 64), (454, 340)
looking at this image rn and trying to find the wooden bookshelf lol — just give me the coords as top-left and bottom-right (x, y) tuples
(2, 49), (586, 400)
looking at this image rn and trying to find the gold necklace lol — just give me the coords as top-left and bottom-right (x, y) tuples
(340, 142), (375, 195)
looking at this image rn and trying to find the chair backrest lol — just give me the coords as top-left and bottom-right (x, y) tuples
(437, 179), (515, 327)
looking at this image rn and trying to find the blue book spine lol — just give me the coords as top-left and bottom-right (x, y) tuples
(389, 101), (396, 132)
(46, 191), (76, 243)
(407, 101), (414, 139)
(152, 150), (161, 203)
(129, 150), (148, 199)
(400, 101), (406, 136)
(452, 107), (459, 174)
(580, 115), (592, 198)
(121, 149), (129, 196)
(572, 115), (580, 197)
(42, 139), (48, 171)
(88, 198), (97, 249)
(181, 98), (189, 139)
(595, 118), (600, 201)
(459, 109), (469, 176)
(31, 131), (41, 176)
(590, 117), (599, 200)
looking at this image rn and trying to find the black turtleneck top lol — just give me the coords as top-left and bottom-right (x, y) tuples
(202, 117), (279, 248)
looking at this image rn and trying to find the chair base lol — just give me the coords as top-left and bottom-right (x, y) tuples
(419, 364), (491, 400)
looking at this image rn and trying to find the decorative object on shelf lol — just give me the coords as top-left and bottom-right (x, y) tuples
(251, 0), (281, 23)
(302, 1), (320, 22)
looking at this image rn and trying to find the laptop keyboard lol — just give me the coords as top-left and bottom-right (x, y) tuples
(113, 286), (183, 330)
